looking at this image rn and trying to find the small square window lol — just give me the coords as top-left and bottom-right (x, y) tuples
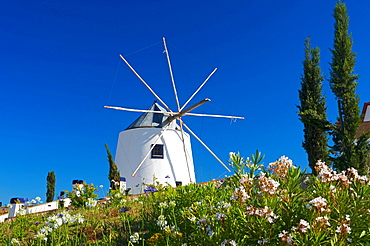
(151, 144), (164, 159)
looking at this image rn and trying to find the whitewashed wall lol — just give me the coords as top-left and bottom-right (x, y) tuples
(115, 128), (195, 194)
(0, 213), (8, 223)
(3, 198), (72, 222)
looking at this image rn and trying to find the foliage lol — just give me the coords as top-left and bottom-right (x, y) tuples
(67, 182), (98, 208)
(108, 182), (129, 207)
(329, 1), (370, 174)
(298, 37), (331, 174)
(2, 152), (370, 245)
(46, 171), (56, 203)
(105, 143), (120, 190)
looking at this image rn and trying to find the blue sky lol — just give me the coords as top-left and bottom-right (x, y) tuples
(1, 0), (370, 204)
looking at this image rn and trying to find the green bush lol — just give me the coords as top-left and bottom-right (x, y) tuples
(67, 182), (98, 208)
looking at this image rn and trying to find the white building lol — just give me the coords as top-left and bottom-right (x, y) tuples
(115, 102), (195, 194)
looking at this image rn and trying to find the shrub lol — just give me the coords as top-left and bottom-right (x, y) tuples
(1, 152), (370, 245)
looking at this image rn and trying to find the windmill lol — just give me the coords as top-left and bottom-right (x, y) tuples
(105, 38), (244, 194)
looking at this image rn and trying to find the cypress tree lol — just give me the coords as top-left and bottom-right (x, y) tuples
(105, 143), (120, 190)
(46, 171), (56, 202)
(329, 1), (370, 174)
(298, 37), (331, 175)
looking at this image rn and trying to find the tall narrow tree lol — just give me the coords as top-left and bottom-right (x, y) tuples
(105, 143), (120, 190)
(46, 171), (56, 202)
(329, 1), (370, 174)
(298, 37), (330, 175)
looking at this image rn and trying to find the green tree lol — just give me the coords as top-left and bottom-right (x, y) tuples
(329, 1), (370, 174)
(46, 171), (56, 202)
(105, 143), (120, 190)
(298, 37), (331, 175)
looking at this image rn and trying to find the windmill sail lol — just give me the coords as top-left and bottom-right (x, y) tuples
(106, 37), (244, 194)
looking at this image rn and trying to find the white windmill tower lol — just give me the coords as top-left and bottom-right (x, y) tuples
(105, 38), (244, 194)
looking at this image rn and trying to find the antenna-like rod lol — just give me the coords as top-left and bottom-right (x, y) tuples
(163, 37), (181, 112)
(119, 54), (173, 113)
(181, 121), (231, 172)
(181, 68), (217, 111)
(131, 123), (171, 177)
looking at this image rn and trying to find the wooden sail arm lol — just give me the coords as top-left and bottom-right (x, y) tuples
(163, 37), (181, 112)
(119, 54), (173, 114)
(181, 121), (231, 172)
(165, 98), (211, 123)
(104, 106), (174, 115)
(180, 68), (217, 111)
(180, 98), (211, 116)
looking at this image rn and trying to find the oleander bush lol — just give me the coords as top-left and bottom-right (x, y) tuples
(1, 151), (370, 245)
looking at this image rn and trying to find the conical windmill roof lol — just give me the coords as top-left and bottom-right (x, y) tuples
(125, 102), (179, 130)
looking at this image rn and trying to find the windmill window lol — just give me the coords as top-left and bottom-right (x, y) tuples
(151, 144), (164, 159)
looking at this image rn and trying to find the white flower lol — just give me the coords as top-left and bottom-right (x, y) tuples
(46, 215), (63, 229)
(159, 202), (168, 208)
(62, 213), (74, 223)
(169, 201), (176, 207)
(278, 230), (288, 238)
(268, 156), (296, 177)
(156, 215), (168, 229)
(39, 225), (53, 235)
(309, 196), (327, 207)
(303, 176), (310, 184)
(258, 172), (280, 195)
(75, 213), (84, 223)
(188, 216), (196, 221)
(329, 185), (337, 193)
(298, 219), (310, 232)
(315, 216), (330, 226)
(10, 238), (20, 245)
(231, 186), (250, 201)
(130, 232), (140, 244)
(221, 240), (237, 246)
(309, 196), (328, 212)
(85, 198), (97, 208)
(34, 232), (48, 241)
(229, 240), (237, 246)
(336, 223), (351, 234)
(217, 201), (231, 209)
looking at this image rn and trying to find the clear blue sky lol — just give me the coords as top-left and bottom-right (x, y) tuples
(1, 0), (370, 204)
